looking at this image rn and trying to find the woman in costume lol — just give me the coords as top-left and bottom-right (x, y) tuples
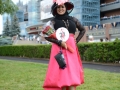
(43, 0), (85, 90)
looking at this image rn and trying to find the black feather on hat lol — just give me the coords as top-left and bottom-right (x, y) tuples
(51, 2), (74, 16)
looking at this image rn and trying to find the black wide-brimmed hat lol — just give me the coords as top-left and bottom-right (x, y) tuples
(51, 2), (74, 16)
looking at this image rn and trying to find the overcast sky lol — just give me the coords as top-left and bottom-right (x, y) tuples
(12, 0), (29, 4)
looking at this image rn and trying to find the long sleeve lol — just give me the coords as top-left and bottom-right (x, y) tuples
(72, 17), (86, 43)
(45, 37), (62, 46)
(43, 19), (62, 46)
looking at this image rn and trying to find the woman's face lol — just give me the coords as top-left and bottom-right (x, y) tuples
(56, 4), (66, 15)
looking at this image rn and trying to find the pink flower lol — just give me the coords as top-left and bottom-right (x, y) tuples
(53, 0), (69, 5)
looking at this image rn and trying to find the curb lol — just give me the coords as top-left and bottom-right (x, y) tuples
(0, 56), (120, 66)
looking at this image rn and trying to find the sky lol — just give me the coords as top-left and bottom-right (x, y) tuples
(0, 15), (3, 34)
(0, 0), (29, 34)
(12, 0), (29, 4)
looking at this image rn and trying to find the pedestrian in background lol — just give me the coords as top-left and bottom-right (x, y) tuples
(88, 35), (94, 42)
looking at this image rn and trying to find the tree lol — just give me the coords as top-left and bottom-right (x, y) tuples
(2, 17), (11, 36)
(0, 0), (18, 14)
(11, 14), (20, 37)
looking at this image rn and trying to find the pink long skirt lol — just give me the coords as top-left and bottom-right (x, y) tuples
(43, 34), (84, 90)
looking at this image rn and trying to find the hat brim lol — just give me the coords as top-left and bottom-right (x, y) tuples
(65, 2), (74, 10)
(51, 2), (74, 16)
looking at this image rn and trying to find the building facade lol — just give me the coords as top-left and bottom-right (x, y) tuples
(70, 0), (100, 26)
(25, 0), (120, 42)
(100, 0), (120, 24)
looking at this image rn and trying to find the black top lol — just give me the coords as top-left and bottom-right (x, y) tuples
(45, 16), (86, 45)
(53, 19), (76, 34)
(52, 16), (85, 34)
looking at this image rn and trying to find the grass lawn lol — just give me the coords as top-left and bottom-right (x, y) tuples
(0, 59), (120, 90)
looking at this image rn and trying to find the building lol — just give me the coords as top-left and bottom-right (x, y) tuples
(100, 0), (120, 24)
(70, 0), (100, 26)
(86, 0), (120, 42)
(25, 0), (120, 42)
(26, 0), (52, 35)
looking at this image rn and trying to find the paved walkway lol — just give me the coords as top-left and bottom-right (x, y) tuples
(0, 56), (120, 73)
(14, 40), (39, 45)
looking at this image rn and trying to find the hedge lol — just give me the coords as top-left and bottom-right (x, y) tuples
(0, 45), (51, 59)
(0, 42), (120, 63)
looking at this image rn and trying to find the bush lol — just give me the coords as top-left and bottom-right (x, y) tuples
(83, 42), (120, 63)
(0, 45), (51, 59)
(0, 37), (13, 46)
(0, 42), (120, 63)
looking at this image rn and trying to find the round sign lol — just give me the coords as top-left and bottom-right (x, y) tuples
(56, 27), (69, 42)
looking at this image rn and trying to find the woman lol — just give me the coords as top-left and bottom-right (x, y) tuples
(43, 1), (85, 90)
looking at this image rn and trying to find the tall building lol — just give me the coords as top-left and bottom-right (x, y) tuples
(27, 0), (38, 25)
(100, 0), (120, 24)
(86, 0), (120, 42)
(100, 0), (120, 41)
(26, 0), (53, 34)
(15, 0), (28, 23)
(25, 0), (120, 42)
(71, 0), (100, 26)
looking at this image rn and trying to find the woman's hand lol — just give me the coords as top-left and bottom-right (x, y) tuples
(61, 41), (67, 49)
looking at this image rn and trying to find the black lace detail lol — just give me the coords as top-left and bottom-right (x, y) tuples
(72, 17), (86, 43)
(45, 37), (62, 46)
(44, 18), (62, 46)
(44, 17), (85, 44)
(51, 18), (55, 25)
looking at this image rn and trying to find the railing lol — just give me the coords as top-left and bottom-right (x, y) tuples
(101, 15), (120, 21)
(100, 0), (119, 7)
(109, 28), (120, 34)
(86, 29), (105, 36)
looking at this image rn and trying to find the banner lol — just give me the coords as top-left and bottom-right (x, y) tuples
(89, 25), (93, 30)
(111, 22), (116, 27)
